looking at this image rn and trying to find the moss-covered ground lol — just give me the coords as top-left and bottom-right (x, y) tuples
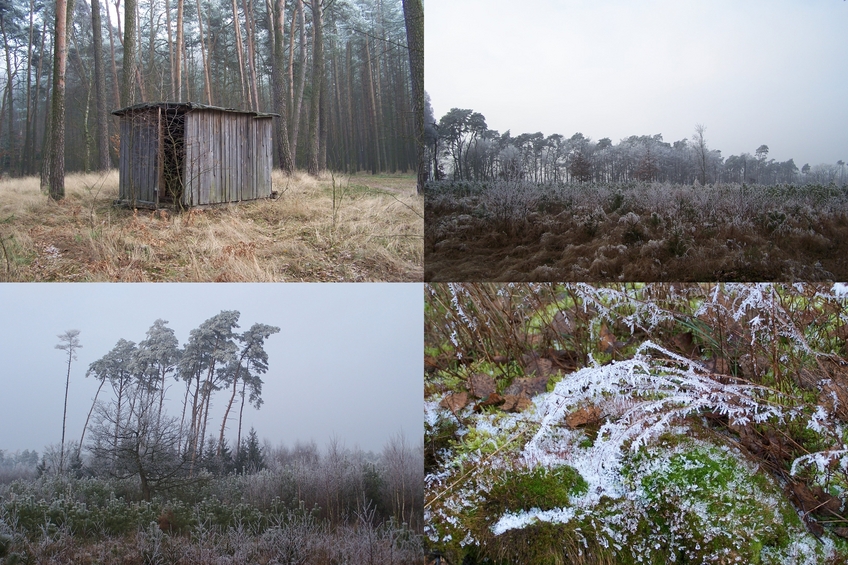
(425, 283), (848, 565)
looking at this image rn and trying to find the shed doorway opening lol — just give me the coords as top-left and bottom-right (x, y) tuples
(159, 107), (186, 206)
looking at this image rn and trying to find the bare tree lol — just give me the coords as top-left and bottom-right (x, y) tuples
(55, 329), (82, 474)
(693, 123), (708, 185)
(89, 383), (188, 501)
(381, 431), (423, 529)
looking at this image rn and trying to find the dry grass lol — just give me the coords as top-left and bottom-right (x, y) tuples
(425, 180), (848, 281)
(0, 170), (422, 281)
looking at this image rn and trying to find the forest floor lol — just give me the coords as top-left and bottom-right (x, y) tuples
(0, 170), (422, 282)
(425, 283), (848, 564)
(425, 180), (848, 281)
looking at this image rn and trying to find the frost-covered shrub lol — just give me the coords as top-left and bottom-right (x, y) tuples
(425, 283), (848, 563)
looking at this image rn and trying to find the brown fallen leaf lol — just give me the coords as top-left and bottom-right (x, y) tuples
(566, 406), (602, 429)
(474, 393), (505, 412)
(501, 394), (532, 412)
(521, 352), (553, 378)
(598, 323), (627, 355)
(439, 392), (468, 414)
(810, 485), (843, 515)
(703, 356), (732, 376)
(672, 331), (699, 358)
(468, 373), (497, 399)
(504, 375), (549, 398)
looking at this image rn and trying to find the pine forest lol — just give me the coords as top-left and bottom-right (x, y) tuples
(0, 0), (421, 176)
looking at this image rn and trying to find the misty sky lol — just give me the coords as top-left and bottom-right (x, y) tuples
(426, 0), (848, 166)
(0, 283), (422, 457)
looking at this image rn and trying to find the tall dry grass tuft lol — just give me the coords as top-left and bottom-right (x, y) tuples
(0, 170), (422, 281)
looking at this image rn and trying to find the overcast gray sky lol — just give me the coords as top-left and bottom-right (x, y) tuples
(426, 0), (848, 166)
(0, 283), (422, 457)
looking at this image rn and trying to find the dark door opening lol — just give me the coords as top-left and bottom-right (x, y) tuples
(160, 108), (186, 205)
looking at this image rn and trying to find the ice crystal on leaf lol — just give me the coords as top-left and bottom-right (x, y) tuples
(523, 341), (790, 497)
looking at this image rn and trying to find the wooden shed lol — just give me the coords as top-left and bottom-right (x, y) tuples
(112, 102), (276, 208)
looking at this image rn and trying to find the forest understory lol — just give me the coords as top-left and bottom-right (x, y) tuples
(0, 170), (423, 282)
(424, 180), (848, 282)
(425, 283), (848, 564)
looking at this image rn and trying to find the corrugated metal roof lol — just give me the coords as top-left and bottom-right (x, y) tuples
(111, 101), (278, 118)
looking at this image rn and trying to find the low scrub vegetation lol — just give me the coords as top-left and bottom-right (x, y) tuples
(0, 437), (424, 564)
(0, 171), (422, 282)
(425, 180), (848, 281)
(425, 283), (848, 564)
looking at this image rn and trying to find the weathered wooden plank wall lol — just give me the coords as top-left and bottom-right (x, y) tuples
(118, 113), (159, 204)
(119, 104), (274, 207)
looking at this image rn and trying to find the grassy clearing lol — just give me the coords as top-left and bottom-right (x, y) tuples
(425, 180), (848, 281)
(0, 170), (422, 281)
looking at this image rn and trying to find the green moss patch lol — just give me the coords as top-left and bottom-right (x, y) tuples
(631, 442), (810, 564)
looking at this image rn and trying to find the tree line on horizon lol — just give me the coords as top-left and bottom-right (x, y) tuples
(425, 101), (847, 187)
(0, 0), (425, 196)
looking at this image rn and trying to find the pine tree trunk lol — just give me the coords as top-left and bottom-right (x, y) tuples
(104, 0), (121, 107)
(271, 0), (293, 172)
(195, 0), (213, 104)
(289, 0), (307, 162)
(22, 0), (35, 175)
(122, 0), (136, 106)
(231, 0), (247, 106)
(49, 0), (72, 200)
(364, 39), (380, 174)
(306, 0), (323, 176)
(242, 0), (259, 110)
(164, 0), (175, 99)
(91, 0), (111, 169)
(175, 0), (184, 100)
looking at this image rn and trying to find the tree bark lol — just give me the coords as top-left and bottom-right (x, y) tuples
(271, 0), (293, 172)
(49, 0), (73, 200)
(231, 0), (247, 107)
(1, 14), (16, 174)
(91, 0), (111, 169)
(363, 39), (380, 174)
(288, 0), (307, 162)
(104, 0), (121, 107)
(242, 0), (259, 110)
(402, 0), (424, 192)
(122, 0), (137, 106)
(79, 379), (105, 457)
(175, 0), (184, 100)
(164, 0), (175, 99)
(21, 0), (35, 175)
(306, 0), (323, 176)
(195, 0), (213, 104)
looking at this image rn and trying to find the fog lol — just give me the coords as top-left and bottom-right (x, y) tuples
(0, 283), (422, 457)
(426, 0), (848, 166)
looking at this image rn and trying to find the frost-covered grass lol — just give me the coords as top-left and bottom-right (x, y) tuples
(0, 441), (425, 564)
(424, 180), (848, 281)
(425, 283), (848, 564)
